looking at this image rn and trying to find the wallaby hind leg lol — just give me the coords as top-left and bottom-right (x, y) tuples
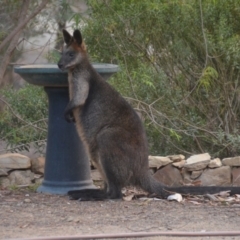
(97, 129), (131, 199)
(68, 150), (109, 201)
(68, 171), (122, 200)
(98, 156), (122, 199)
(68, 146), (122, 201)
(105, 181), (122, 199)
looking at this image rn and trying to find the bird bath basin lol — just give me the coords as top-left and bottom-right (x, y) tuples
(14, 63), (119, 194)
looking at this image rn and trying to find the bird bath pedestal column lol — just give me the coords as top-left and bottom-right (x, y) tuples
(14, 64), (119, 194)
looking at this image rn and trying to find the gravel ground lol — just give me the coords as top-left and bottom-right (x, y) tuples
(1, 189), (240, 240)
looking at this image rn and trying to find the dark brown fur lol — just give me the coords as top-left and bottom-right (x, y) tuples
(58, 29), (240, 200)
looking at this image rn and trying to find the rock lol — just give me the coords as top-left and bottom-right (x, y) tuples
(222, 156), (240, 167)
(190, 170), (203, 180)
(66, 216), (74, 222)
(232, 168), (240, 186)
(199, 166), (231, 186)
(0, 177), (10, 188)
(31, 157), (45, 174)
(0, 169), (8, 176)
(154, 164), (183, 187)
(208, 158), (222, 168)
(8, 170), (34, 186)
(0, 153), (31, 169)
(167, 154), (185, 162)
(33, 174), (43, 184)
(149, 156), (172, 169)
(35, 177), (43, 185)
(182, 168), (192, 184)
(167, 193), (183, 202)
(184, 153), (211, 171)
(172, 160), (186, 168)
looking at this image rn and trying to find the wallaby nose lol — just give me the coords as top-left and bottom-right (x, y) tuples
(58, 63), (63, 70)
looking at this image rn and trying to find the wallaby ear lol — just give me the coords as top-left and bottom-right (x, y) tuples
(73, 29), (83, 46)
(62, 29), (72, 45)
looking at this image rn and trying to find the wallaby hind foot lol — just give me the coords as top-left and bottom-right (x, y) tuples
(68, 182), (122, 201)
(68, 189), (107, 201)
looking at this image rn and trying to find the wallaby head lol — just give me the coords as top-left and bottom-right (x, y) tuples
(58, 29), (87, 70)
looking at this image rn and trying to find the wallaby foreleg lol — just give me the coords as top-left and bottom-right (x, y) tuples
(65, 76), (89, 122)
(64, 102), (77, 122)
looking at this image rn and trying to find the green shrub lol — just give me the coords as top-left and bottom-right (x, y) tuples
(0, 84), (48, 153)
(79, 0), (240, 157)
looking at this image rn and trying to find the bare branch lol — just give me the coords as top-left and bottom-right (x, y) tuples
(0, 0), (50, 52)
(0, 0), (50, 85)
(0, 0), (30, 84)
(199, 0), (208, 68)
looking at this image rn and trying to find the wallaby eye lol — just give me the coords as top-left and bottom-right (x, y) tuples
(69, 52), (74, 57)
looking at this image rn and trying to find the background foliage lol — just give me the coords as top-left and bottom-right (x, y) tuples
(81, 0), (240, 157)
(0, 84), (47, 152)
(2, 0), (240, 158)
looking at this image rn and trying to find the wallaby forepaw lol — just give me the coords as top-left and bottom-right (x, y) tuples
(64, 110), (75, 123)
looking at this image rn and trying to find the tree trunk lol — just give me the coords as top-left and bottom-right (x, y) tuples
(0, 0), (50, 86)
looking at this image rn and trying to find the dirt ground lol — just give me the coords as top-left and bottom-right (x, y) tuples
(1, 188), (240, 240)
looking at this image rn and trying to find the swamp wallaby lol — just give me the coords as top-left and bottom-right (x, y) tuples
(58, 29), (239, 200)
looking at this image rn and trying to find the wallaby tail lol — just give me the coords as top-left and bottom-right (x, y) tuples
(139, 172), (170, 198)
(140, 172), (240, 197)
(164, 186), (240, 196)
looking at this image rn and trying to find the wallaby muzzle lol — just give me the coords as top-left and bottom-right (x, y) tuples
(57, 62), (64, 70)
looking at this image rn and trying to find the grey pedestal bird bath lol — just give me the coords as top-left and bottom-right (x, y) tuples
(14, 64), (119, 194)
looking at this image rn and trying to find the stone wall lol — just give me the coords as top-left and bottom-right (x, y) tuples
(150, 153), (240, 187)
(1, 152), (240, 188)
(0, 153), (44, 188)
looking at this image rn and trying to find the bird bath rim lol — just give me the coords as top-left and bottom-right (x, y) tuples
(14, 63), (119, 87)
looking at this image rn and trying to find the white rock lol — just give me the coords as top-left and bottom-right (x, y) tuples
(172, 160), (186, 168)
(0, 153), (31, 169)
(167, 154), (185, 162)
(167, 193), (183, 202)
(184, 153), (211, 171)
(208, 158), (222, 168)
(149, 156), (172, 169)
(222, 157), (240, 167)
